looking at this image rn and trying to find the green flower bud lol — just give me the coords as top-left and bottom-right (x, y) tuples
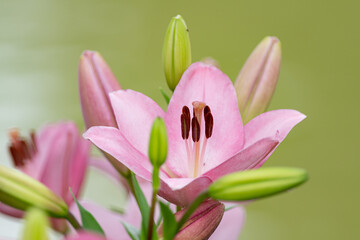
(148, 117), (168, 167)
(22, 208), (49, 240)
(163, 14), (192, 91)
(0, 165), (68, 217)
(208, 167), (308, 201)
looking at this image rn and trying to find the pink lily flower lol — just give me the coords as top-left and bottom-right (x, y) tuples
(84, 62), (305, 207)
(0, 122), (90, 232)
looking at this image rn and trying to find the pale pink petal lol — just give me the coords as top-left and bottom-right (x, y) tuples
(84, 126), (152, 181)
(202, 138), (278, 181)
(70, 201), (137, 240)
(165, 62), (245, 177)
(158, 176), (213, 207)
(210, 206), (246, 240)
(0, 203), (23, 218)
(244, 109), (306, 167)
(65, 231), (106, 240)
(110, 90), (165, 155)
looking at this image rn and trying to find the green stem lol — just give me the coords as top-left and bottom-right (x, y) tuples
(176, 192), (209, 232)
(147, 190), (158, 240)
(66, 211), (82, 230)
(126, 175), (140, 205)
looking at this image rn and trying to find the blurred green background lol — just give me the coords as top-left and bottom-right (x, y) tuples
(0, 0), (359, 239)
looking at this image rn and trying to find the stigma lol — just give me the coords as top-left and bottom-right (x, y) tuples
(180, 101), (214, 177)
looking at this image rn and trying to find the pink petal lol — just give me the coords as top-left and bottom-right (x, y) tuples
(70, 201), (130, 240)
(0, 203), (23, 218)
(202, 138), (278, 181)
(158, 176), (213, 207)
(110, 90), (165, 156)
(39, 123), (89, 205)
(244, 109), (306, 167)
(209, 206), (245, 240)
(165, 62), (245, 177)
(65, 231), (106, 240)
(84, 126), (152, 181)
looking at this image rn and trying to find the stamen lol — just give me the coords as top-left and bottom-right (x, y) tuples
(181, 106), (191, 140)
(191, 117), (200, 142)
(205, 112), (214, 139)
(8, 129), (37, 168)
(204, 105), (211, 116)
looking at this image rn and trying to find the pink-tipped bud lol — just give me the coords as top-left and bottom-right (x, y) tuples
(79, 51), (129, 176)
(235, 36), (281, 124)
(78, 50), (121, 129)
(159, 200), (224, 240)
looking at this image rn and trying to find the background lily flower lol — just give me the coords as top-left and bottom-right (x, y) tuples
(0, 122), (90, 232)
(84, 62), (305, 207)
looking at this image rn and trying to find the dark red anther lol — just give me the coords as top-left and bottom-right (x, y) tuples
(182, 106), (190, 120)
(9, 145), (22, 167)
(30, 130), (37, 154)
(181, 106), (191, 140)
(181, 114), (190, 139)
(205, 112), (214, 139)
(192, 117), (200, 142)
(204, 105), (211, 117)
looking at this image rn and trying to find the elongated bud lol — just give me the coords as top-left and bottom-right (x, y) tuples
(0, 165), (68, 217)
(158, 200), (224, 240)
(22, 208), (49, 240)
(163, 15), (192, 91)
(79, 51), (129, 176)
(148, 117), (168, 167)
(208, 167), (308, 201)
(78, 50), (121, 129)
(235, 37), (281, 123)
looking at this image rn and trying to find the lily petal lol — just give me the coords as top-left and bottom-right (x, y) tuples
(158, 176), (212, 207)
(244, 109), (306, 167)
(110, 90), (165, 156)
(202, 138), (278, 181)
(84, 126), (152, 181)
(70, 201), (130, 240)
(209, 206), (245, 240)
(165, 62), (245, 177)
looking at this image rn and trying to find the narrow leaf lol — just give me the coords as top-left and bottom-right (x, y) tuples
(122, 221), (140, 240)
(69, 188), (104, 235)
(159, 202), (177, 240)
(130, 173), (150, 239)
(160, 88), (170, 105)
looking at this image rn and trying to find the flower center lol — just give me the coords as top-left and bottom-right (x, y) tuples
(8, 129), (37, 167)
(181, 101), (213, 177)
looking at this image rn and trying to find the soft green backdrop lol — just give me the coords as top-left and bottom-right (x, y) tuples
(0, 0), (359, 239)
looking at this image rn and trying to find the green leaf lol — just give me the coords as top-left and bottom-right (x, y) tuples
(130, 173), (150, 240)
(122, 221), (140, 240)
(69, 188), (105, 235)
(159, 202), (177, 240)
(160, 88), (171, 105)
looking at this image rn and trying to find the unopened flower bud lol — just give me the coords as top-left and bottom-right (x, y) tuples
(78, 50), (121, 129)
(148, 117), (168, 167)
(22, 208), (49, 240)
(158, 200), (224, 240)
(235, 36), (281, 123)
(208, 167), (308, 201)
(78, 51), (129, 176)
(0, 165), (68, 217)
(163, 15), (192, 91)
